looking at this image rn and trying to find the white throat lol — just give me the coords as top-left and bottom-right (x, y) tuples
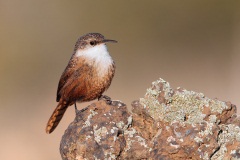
(76, 44), (113, 77)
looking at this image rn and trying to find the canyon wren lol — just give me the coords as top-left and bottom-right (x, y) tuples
(46, 33), (117, 134)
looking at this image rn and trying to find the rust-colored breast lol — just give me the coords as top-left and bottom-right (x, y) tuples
(82, 61), (115, 101)
(57, 57), (115, 105)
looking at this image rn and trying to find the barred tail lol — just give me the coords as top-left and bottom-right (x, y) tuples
(46, 102), (68, 134)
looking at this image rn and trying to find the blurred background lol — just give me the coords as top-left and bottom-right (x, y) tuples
(0, 0), (239, 159)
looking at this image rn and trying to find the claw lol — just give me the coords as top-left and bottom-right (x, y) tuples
(98, 95), (112, 105)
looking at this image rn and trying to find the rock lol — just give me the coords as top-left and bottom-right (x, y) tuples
(60, 100), (129, 160)
(60, 78), (240, 160)
(60, 100), (151, 160)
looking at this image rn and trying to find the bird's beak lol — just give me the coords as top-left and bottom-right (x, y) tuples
(103, 39), (118, 43)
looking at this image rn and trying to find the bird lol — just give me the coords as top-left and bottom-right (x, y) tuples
(46, 33), (117, 134)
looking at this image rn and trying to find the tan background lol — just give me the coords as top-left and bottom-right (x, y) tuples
(0, 1), (240, 159)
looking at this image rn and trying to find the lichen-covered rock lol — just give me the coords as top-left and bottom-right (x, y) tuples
(60, 100), (151, 160)
(138, 78), (238, 160)
(60, 78), (239, 160)
(60, 100), (129, 160)
(139, 79), (236, 125)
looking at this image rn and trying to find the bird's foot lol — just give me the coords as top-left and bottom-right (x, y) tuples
(98, 95), (112, 105)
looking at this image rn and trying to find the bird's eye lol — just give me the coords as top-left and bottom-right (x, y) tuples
(90, 41), (96, 46)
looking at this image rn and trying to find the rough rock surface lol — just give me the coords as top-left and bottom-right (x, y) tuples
(60, 78), (240, 160)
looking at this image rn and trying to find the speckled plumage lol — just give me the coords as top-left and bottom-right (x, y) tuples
(46, 33), (117, 134)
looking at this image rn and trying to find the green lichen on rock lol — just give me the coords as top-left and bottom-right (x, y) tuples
(140, 78), (229, 125)
(219, 124), (240, 144)
(211, 124), (240, 159)
(139, 78), (239, 160)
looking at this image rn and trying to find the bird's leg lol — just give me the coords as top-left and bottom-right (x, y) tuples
(74, 103), (78, 115)
(74, 104), (89, 123)
(98, 95), (112, 105)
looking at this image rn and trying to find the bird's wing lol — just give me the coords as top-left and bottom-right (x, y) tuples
(56, 60), (75, 102)
(56, 58), (90, 102)
(59, 64), (92, 103)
